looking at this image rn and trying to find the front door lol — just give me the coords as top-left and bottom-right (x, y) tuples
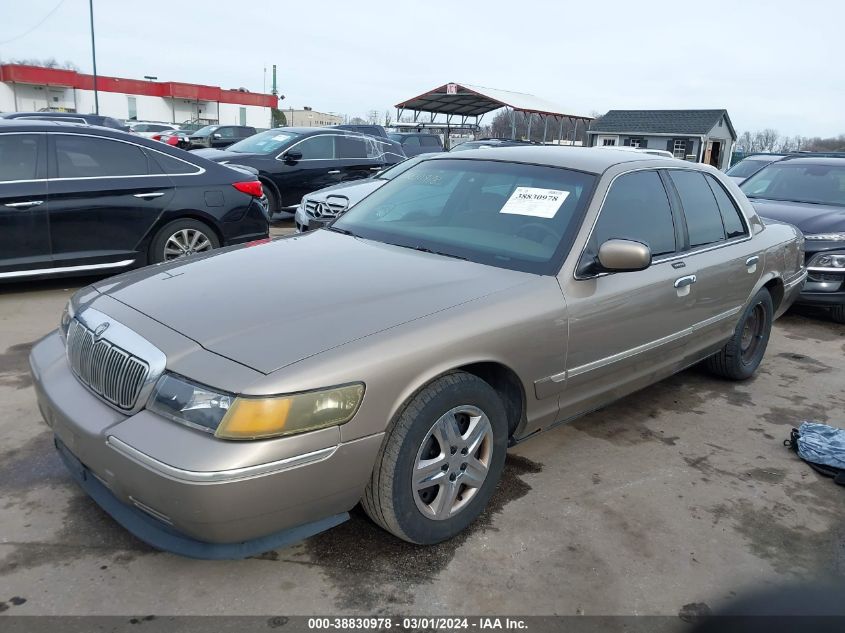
(559, 169), (695, 421)
(47, 133), (174, 268)
(0, 132), (51, 277)
(274, 134), (344, 207)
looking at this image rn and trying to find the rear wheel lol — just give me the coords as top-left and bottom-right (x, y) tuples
(260, 183), (277, 218)
(705, 288), (773, 380)
(149, 219), (219, 264)
(362, 372), (508, 544)
(831, 304), (845, 324)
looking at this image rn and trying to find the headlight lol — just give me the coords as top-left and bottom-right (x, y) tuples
(148, 374), (364, 440)
(59, 300), (74, 341)
(807, 252), (845, 269)
(805, 233), (845, 241)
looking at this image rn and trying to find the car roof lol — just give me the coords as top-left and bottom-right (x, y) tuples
(431, 145), (681, 173)
(775, 156), (845, 167)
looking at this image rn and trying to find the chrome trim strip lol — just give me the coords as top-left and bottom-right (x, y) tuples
(4, 200), (44, 208)
(807, 266), (845, 273)
(548, 305), (743, 383)
(0, 259), (135, 279)
(106, 436), (337, 483)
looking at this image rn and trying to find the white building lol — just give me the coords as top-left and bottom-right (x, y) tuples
(282, 108), (343, 127)
(0, 64), (279, 128)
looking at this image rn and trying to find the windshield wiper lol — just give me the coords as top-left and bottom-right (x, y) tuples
(391, 243), (468, 261)
(325, 226), (357, 237)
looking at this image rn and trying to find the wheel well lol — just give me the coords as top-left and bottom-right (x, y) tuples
(764, 277), (784, 312)
(457, 362), (525, 439)
(258, 177), (280, 210)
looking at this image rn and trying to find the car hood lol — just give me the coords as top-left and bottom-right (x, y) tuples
(750, 199), (845, 233)
(93, 231), (530, 374)
(305, 179), (385, 203)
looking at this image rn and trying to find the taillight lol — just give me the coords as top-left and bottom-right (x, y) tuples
(166, 136), (179, 146)
(152, 134), (163, 141)
(232, 180), (263, 198)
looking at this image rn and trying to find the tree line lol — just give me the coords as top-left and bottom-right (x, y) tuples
(737, 129), (844, 154)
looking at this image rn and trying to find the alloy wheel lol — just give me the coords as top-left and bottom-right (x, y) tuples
(412, 405), (494, 521)
(163, 229), (213, 261)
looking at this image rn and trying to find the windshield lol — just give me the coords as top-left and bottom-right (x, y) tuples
(192, 125), (219, 136)
(226, 130), (300, 154)
(741, 162), (845, 206)
(727, 159), (772, 178)
(332, 158), (596, 274)
(374, 155), (428, 180)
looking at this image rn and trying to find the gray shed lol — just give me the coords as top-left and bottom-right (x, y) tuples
(586, 109), (737, 170)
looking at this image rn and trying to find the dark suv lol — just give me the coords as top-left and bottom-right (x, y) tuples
(189, 125), (257, 149)
(193, 127), (406, 215)
(0, 120), (269, 279)
(0, 111), (128, 130)
(387, 132), (445, 157)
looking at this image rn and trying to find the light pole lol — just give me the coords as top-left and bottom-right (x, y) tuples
(89, 0), (99, 114)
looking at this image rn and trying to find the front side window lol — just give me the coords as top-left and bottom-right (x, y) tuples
(591, 170), (676, 257)
(333, 158), (597, 274)
(218, 127), (237, 139)
(726, 159), (770, 178)
(296, 135), (335, 160)
(54, 135), (149, 178)
(741, 162), (845, 207)
(669, 170), (726, 247)
(0, 134), (39, 181)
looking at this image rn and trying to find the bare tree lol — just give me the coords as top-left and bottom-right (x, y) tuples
(349, 116), (368, 125)
(367, 110), (380, 125)
(383, 109), (392, 128)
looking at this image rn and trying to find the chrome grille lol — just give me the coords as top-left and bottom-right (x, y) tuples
(304, 196), (348, 218)
(66, 318), (150, 410)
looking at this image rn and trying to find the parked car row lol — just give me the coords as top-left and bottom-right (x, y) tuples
(0, 120), (269, 279)
(29, 145), (806, 557)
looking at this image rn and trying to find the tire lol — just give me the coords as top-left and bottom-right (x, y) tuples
(260, 183), (277, 218)
(705, 288), (773, 380)
(831, 304), (845, 324)
(149, 218), (220, 264)
(362, 371), (508, 545)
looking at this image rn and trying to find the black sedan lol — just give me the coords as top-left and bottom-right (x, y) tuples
(741, 156), (845, 322)
(193, 127), (406, 215)
(0, 120), (269, 280)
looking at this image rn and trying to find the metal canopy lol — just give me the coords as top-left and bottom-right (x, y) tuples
(396, 82), (590, 120)
(394, 83), (592, 146)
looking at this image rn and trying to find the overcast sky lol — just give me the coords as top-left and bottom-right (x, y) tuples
(1, 0), (842, 137)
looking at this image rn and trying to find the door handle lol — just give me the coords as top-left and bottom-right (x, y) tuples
(133, 192), (165, 199)
(4, 200), (44, 209)
(745, 256), (759, 266)
(673, 274), (697, 289)
(369, 166), (382, 171)
(327, 170), (341, 175)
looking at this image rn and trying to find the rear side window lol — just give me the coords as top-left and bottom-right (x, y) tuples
(592, 170), (676, 257)
(0, 134), (39, 181)
(337, 134), (369, 159)
(147, 149), (201, 175)
(705, 175), (747, 238)
(54, 135), (149, 178)
(669, 170), (726, 247)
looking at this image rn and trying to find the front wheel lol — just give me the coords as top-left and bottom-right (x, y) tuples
(830, 304), (845, 324)
(705, 288), (773, 380)
(362, 372), (508, 544)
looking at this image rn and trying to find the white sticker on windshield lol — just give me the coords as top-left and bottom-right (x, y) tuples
(499, 187), (569, 218)
(273, 134), (290, 141)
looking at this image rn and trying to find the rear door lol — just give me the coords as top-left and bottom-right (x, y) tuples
(558, 168), (696, 419)
(665, 169), (759, 350)
(337, 133), (382, 182)
(47, 132), (176, 268)
(0, 132), (51, 277)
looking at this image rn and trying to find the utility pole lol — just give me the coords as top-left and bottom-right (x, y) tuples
(89, 0), (99, 114)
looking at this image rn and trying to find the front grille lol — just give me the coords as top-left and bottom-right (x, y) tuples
(304, 197), (348, 218)
(66, 319), (150, 410)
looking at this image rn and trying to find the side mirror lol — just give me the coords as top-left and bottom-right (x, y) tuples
(596, 239), (652, 272)
(212, 133), (222, 139)
(283, 150), (303, 163)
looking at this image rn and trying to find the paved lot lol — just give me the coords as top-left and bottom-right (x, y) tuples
(1, 227), (843, 615)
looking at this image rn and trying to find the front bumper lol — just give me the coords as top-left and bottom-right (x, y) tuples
(30, 331), (383, 557)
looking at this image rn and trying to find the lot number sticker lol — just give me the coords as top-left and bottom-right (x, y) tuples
(500, 187), (569, 218)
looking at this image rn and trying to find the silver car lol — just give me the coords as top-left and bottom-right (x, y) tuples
(30, 146), (806, 558)
(294, 154), (432, 232)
